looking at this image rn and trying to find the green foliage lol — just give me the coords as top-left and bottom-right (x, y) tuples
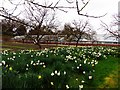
(1, 47), (119, 89)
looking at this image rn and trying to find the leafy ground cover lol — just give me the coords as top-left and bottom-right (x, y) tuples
(1, 46), (119, 89)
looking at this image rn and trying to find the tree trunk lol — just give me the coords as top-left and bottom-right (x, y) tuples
(76, 39), (79, 47)
(36, 42), (42, 49)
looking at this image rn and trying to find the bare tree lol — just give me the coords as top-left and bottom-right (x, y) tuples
(62, 20), (95, 47)
(72, 20), (94, 46)
(1, 0), (58, 49)
(24, 7), (58, 49)
(101, 15), (120, 43)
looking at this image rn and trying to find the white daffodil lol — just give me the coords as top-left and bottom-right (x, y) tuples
(79, 85), (83, 89)
(76, 78), (78, 81)
(64, 71), (66, 75)
(77, 66), (79, 69)
(6, 65), (8, 67)
(26, 64), (29, 67)
(83, 71), (85, 74)
(33, 63), (36, 66)
(2, 61), (5, 65)
(84, 59), (87, 64)
(13, 53), (16, 55)
(37, 60), (40, 63)
(40, 62), (43, 65)
(55, 70), (57, 74)
(98, 52), (101, 56)
(66, 85), (69, 89)
(51, 72), (54, 76)
(13, 56), (16, 59)
(42, 62), (45, 65)
(43, 65), (46, 68)
(44, 48), (48, 51)
(57, 71), (60, 76)
(83, 55), (85, 59)
(36, 63), (39, 65)
(92, 60), (95, 62)
(73, 56), (76, 59)
(31, 55), (33, 57)
(66, 55), (72, 60)
(88, 62), (90, 64)
(89, 75), (92, 79)
(93, 70), (95, 72)
(81, 80), (85, 83)
(46, 55), (48, 57)
(79, 64), (82, 66)
(75, 60), (77, 63)
(31, 61), (33, 64)
(26, 68), (28, 70)
(51, 82), (54, 85)
(95, 61), (98, 65)
(91, 61), (94, 64)
(92, 64), (94, 67)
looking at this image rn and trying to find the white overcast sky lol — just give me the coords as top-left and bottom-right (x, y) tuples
(0, 0), (119, 37)
(56, 0), (119, 33)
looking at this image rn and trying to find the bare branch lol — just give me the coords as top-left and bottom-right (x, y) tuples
(11, 0), (22, 15)
(101, 20), (120, 39)
(54, 0), (61, 7)
(28, 0), (76, 9)
(79, 0), (90, 12)
(0, 14), (33, 27)
(66, 0), (74, 4)
(76, 0), (107, 18)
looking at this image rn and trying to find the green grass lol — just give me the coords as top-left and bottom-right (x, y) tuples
(92, 56), (119, 88)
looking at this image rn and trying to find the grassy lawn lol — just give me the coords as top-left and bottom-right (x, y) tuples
(93, 56), (119, 88)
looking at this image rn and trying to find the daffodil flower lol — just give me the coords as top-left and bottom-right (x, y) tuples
(51, 82), (54, 85)
(83, 71), (85, 74)
(57, 71), (60, 76)
(79, 85), (83, 89)
(9, 67), (12, 71)
(55, 70), (57, 74)
(43, 65), (46, 68)
(81, 80), (85, 83)
(2, 61), (5, 65)
(51, 72), (54, 76)
(89, 75), (92, 79)
(76, 78), (78, 81)
(66, 85), (69, 89)
(64, 71), (66, 75)
(77, 66), (79, 69)
(38, 75), (42, 79)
